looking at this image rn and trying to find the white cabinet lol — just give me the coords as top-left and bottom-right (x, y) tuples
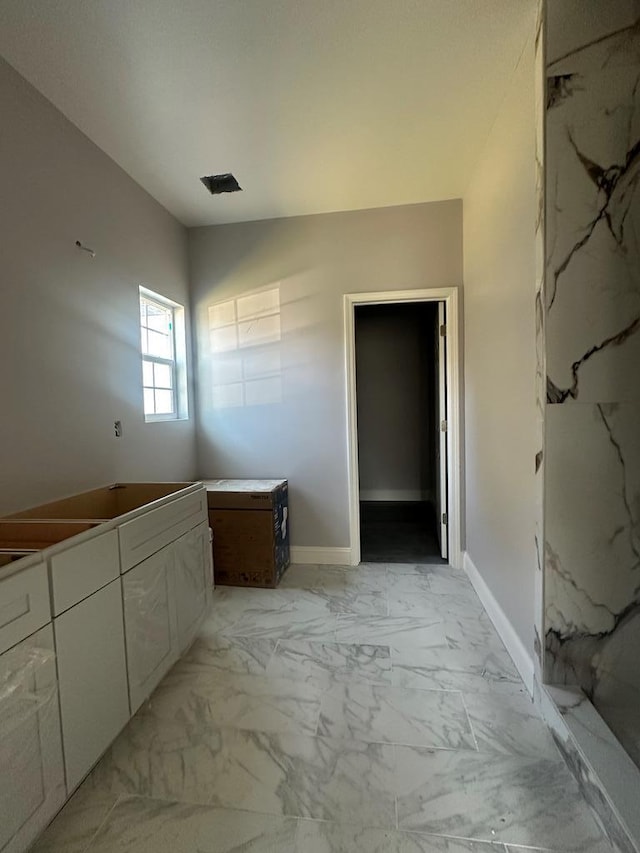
(0, 481), (211, 851)
(0, 625), (65, 853)
(174, 521), (212, 653)
(123, 546), (179, 714)
(54, 578), (129, 793)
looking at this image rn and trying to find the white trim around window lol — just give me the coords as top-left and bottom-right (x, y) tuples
(139, 286), (189, 423)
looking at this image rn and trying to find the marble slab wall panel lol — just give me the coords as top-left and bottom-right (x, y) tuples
(544, 402), (640, 683)
(546, 21), (640, 404)
(533, 0), (546, 681)
(543, 0), (640, 773)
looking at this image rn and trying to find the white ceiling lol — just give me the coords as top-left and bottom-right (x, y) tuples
(0, 0), (534, 227)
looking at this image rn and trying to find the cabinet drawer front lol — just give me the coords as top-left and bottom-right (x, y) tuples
(119, 490), (207, 572)
(50, 530), (120, 615)
(55, 578), (130, 792)
(0, 562), (50, 655)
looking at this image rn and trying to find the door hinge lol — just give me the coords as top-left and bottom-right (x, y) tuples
(442, 512), (448, 525)
(440, 419), (448, 432)
(440, 323), (447, 337)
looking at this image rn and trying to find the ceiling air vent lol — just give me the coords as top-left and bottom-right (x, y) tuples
(200, 173), (242, 195)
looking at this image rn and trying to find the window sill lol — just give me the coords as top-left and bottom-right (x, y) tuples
(144, 415), (190, 424)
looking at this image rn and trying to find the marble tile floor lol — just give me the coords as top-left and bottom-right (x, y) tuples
(33, 562), (618, 853)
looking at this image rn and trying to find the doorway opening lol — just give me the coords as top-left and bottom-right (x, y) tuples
(344, 288), (461, 569)
(355, 301), (445, 563)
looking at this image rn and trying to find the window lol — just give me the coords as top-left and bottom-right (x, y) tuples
(139, 287), (188, 421)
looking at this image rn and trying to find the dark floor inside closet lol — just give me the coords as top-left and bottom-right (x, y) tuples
(359, 500), (445, 563)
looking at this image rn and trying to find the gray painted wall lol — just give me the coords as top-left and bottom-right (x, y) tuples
(355, 303), (437, 502)
(190, 200), (462, 548)
(463, 33), (536, 650)
(0, 57), (196, 515)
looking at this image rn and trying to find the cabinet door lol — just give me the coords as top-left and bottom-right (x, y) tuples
(54, 578), (130, 793)
(174, 521), (211, 653)
(123, 546), (178, 713)
(0, 625), (66, 853)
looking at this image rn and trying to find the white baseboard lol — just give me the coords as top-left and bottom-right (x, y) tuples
(463, 551), (534, 695)
(359, 489), (431, 502)
(289, 546), (353, 566)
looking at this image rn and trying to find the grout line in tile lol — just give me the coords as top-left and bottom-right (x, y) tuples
(392, 743), (399, 829)
(292, 815), (304, 849)
(264, 638), (281, 675)
(399, 828), (520, 850)
(458, 689), (480, 752)
(310, 727), (480, 752)
(81, 793), (124, 853)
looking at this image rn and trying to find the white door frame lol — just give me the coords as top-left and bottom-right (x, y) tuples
(344, 287), (462, 569)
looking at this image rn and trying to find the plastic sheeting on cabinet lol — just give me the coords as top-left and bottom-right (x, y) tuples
(122, 546), (178, 714)
(0, 644), (56, 740)
(0, 630), (66, 853)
